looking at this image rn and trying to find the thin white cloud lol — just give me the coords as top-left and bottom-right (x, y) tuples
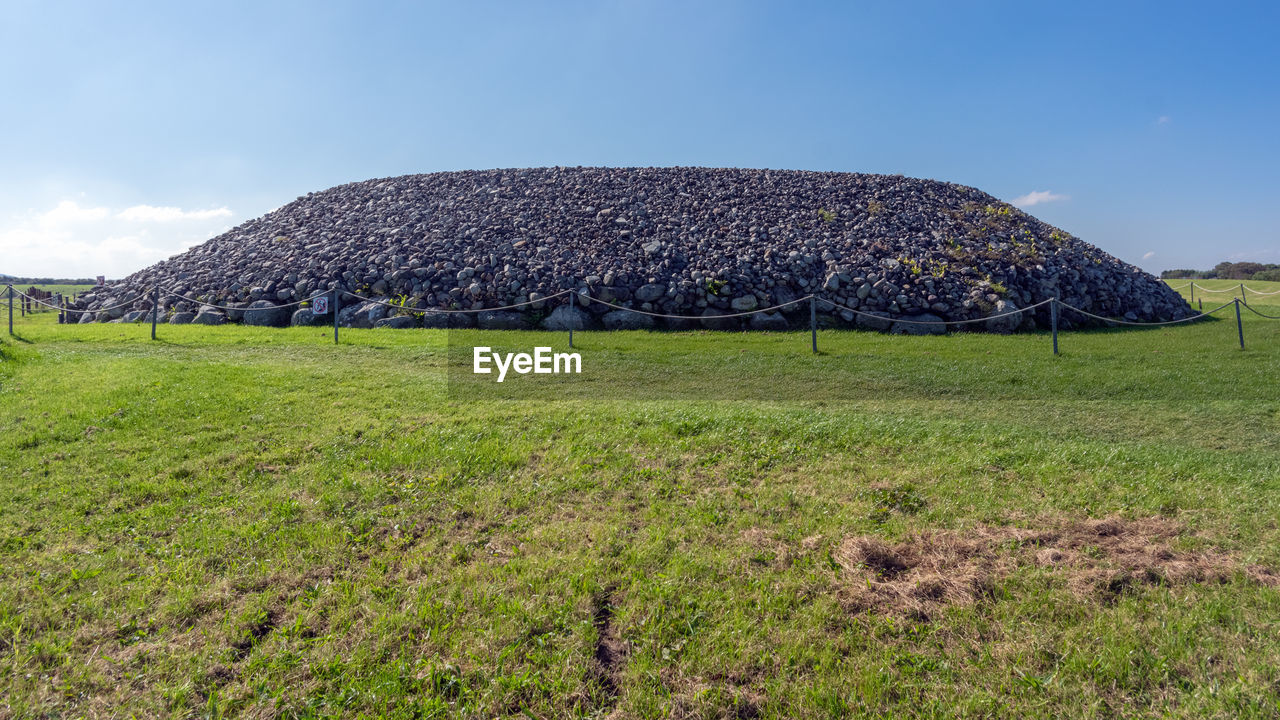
(1011, 190), (1069, 208)
(1157, 115), (1171, 125)
(0, 199), (233, 278)
(117, 205), (232, 222)
(39, 200), (110, 226)
(1142, 251), (1156, 260)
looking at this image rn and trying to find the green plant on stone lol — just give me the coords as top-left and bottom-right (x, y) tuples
(388, 294), (416, 316)
(817, 208), (836, 223)
(706, 278), (726, 295)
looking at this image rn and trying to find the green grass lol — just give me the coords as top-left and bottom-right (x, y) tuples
(3, 284), (96, 318)
(2, 300), (1279, 718)
(3, 283), (96, 298)
(1165, 277), (1280, 305)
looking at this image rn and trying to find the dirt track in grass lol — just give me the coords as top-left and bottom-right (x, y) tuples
(835, 517), (1280, 619)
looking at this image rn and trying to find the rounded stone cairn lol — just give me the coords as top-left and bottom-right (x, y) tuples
(71, 167), (1192, 332)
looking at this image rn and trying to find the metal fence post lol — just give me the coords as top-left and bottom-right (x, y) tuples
(151, 286), (159, 340)
(57, 293), (64, 324)
(1051, 297), (1059, 356)
(568, 291), (575, 349)
(810, 296), (817, 354)
(1235, 298), (1244, 350)
(1240, 283), (1247, 305)
(332, 288), (341, 345)
(1189, 283), (1194, 303)
(6, 285), (12, 335)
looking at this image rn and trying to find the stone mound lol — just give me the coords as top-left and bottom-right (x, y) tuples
(70, 167), (1191, 330)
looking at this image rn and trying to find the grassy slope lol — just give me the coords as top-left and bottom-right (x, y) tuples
(1, 300), (1279, 719)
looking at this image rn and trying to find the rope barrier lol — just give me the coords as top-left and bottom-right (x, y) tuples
(15, 289), (149, 314)
(10, 280), (1276, 339)
(1056, 299), (1235, 326)
(1240, 303), (1280, 320)
(1190, 284), (1239, 294)
(815, 297), (1054, 326)
(158, 288), (329, 312)
(582, 293), (814, 319)
(1184, 282), (1280, 296)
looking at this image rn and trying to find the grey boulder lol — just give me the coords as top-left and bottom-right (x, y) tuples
(421, 311), (474, 329)
(601, 309), (655, 330)
(477, 310), (529, 330)
(338, 300), (389, 328)
(890, 313), (947, 335)
(192, 309), (226, 325)
(984, 299), (1022, 334)
(855, 311), (894, 331)
(540, 305), (593, 331)
(749, 311), (789, 331)
(291, 308), (330, 326)
(244, 300), (291, 327)
(634, 283), (665, 303)
(374, 315), (417, 329)
(699, 309), (738, 330)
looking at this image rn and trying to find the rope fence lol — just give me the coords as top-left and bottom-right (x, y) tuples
(5, 281), (1277, 355)
(157, 289), (331, 312)
(1164, 281), (1280, 296)
(1168, 281), (1280, 307)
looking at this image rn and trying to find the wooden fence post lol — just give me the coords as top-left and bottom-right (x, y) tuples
(1235, 299), (1244, 350)
(810, 296), (817, 354)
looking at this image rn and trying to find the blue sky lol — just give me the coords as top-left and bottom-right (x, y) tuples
(2, 0), (1277, 277)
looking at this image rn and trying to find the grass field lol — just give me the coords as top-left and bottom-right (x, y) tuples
(3, 285), (97, 318)
(4, 284), (97, 298)
(1164, 278), (1280, 306)
(2, 297), (1279, 718)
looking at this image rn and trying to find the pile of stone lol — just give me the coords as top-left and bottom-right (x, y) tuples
(70, 167), (1191, 333)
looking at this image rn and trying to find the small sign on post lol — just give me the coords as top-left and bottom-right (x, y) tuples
(96, 276), (105, 287)
(312, 295), (329, 315)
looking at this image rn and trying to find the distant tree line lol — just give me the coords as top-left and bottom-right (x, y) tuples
(0, 276), (101, 285)
(1161, 262), (1280, 282)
